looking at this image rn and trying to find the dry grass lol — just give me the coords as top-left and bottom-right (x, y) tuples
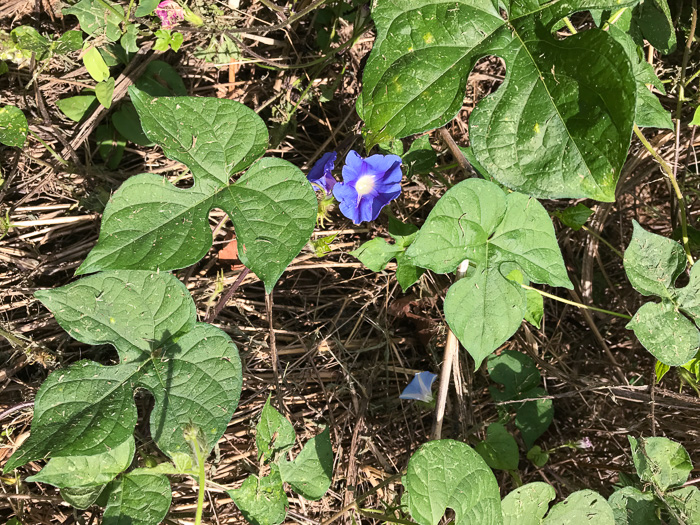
(1, 1), (700, 523)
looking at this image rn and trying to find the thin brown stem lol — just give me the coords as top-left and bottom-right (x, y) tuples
(432, 259), (470, 440)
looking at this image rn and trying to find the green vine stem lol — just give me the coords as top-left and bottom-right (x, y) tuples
(185, 431), (207, 525)
(521, 284), (632, 320)
(633, 124), (695, 267)
(581, 225), (623, 259)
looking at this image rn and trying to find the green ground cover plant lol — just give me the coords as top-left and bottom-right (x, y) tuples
(1, 0), (699, 523)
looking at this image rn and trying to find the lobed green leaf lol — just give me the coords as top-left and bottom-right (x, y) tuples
(361, 0), (640, 200)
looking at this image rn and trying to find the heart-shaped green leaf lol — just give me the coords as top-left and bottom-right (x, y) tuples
(4, 271), (242, 474)
(402, 439), (501, 525)
(360, 0), (639, 201)
(624, 222), (700, 366)
(407, 179), (571, 365)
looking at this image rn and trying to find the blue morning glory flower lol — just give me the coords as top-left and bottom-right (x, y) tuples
(400, 371), (438, 402)
(333, 150), (402, 224)
(307, 151), (337, 194)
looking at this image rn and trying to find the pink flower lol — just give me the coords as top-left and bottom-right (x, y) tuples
(155, 0), (185, 29)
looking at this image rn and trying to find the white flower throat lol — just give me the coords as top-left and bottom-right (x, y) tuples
(355, 175), (375, 196)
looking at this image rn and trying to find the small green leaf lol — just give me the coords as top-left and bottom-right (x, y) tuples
(526, 445), (549, 467)
(351, 238), (402, 272)
(61, 485), (106, 509)
(402, 439), (501, 525)
(475, 423), (519, 471)
(170, 32), (184, 52)
(655, 360), (671, 382)
(554, 204), (593, 231)
(666, 486), (700, 525)
(608, 487), (660, 525)
(403, 135), (437, 175)
(502, 482), (555, 525)
(525, 288), (544, 329)
(624, 221), (686, 299)
(229, 467), (288, 525)
(135, 0), (160, 17)
(57, 95), (98, 122)
(629, 436), (692, 492)
(134, 60), (187, 97)
(83, 46), (110, 82)
(63, 0), (124, 42)
(514, 387), (553, 449)
(27, 436), (135, 488)
(543, 490), (614, 525)
(0, 105), (28, 147)
(112, 103), (153, 146)
(95, 77), (115, 109)
(102, 470), (172, 525)
(395, 251), (424, 292)
(279, 427), (333, 501)
(121, 23), (139, 54)
(487, 350), (541, 401)
(626, 301), (699, 367)
(55, 30), (84, 54)
(11, 26), (49, 55)
(255, 396), (295, 463)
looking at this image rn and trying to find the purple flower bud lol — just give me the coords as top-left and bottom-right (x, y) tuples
(400, 371), (438, 403)
(578, 437), (593, 449)
(307, 151), (337, 194)
(333, 150), (402, 224)
(156, 0), (185, 29)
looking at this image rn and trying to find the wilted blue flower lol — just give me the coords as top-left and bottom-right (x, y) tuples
(400, 371), (438, 402)
(333, 150), (402, 224)
(307, 151), (337, 194)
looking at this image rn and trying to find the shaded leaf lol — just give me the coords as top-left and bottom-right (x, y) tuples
(514, 387), (553, 449)
(475, 423), (519, 471)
